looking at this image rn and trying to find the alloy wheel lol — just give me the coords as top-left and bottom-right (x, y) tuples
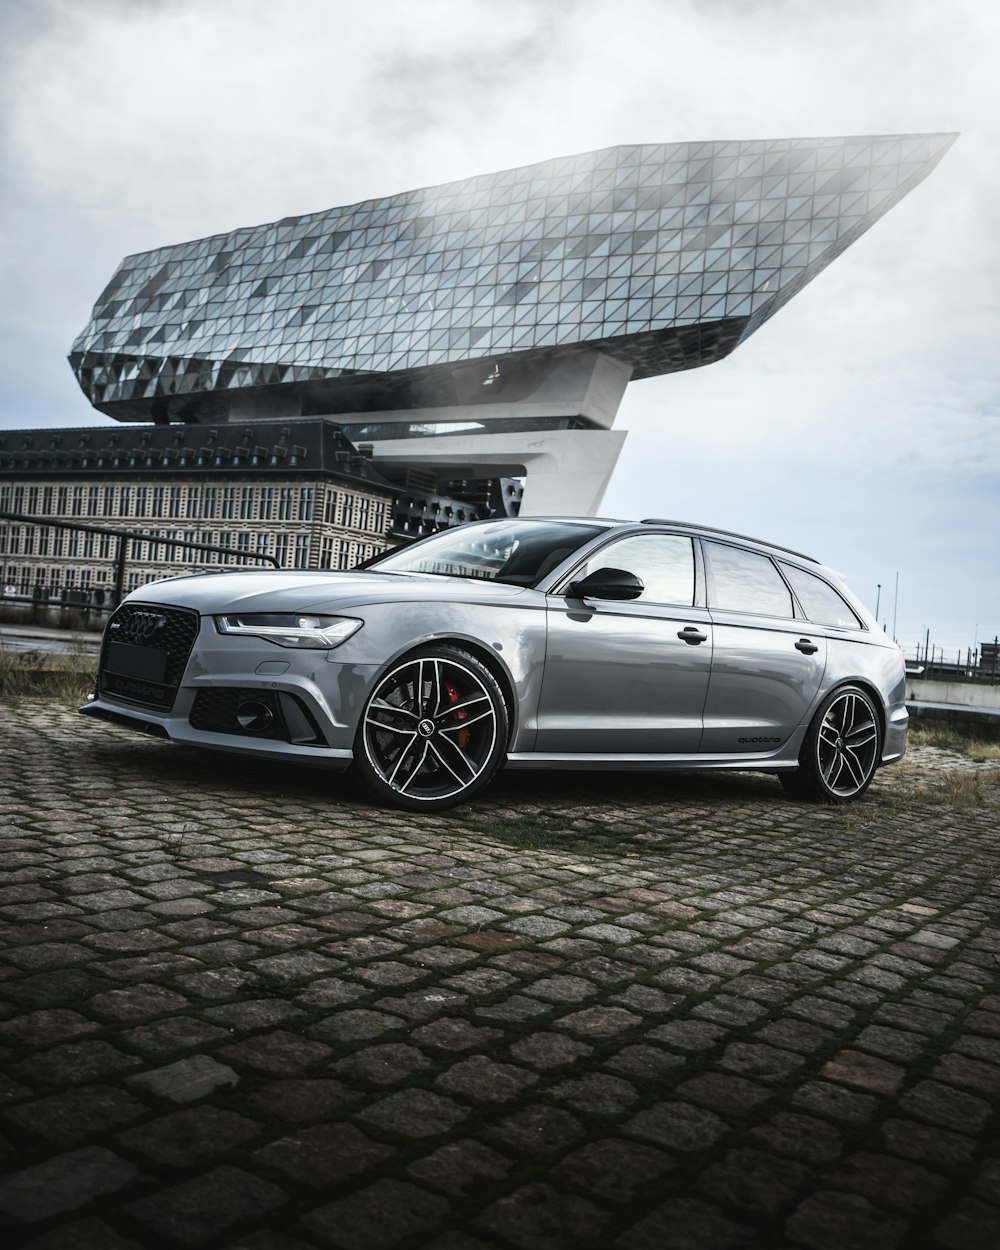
(815, 689), (880, 798)
(360, 651), (503, 806)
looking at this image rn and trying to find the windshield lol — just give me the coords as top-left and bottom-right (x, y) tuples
(365, 519), (608, 586)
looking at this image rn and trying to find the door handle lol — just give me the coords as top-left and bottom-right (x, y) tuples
(678, 626), (708, 645)
(795, 638), (819, 655)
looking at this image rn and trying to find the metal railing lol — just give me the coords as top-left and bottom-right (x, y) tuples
(0, 511), (280, 615)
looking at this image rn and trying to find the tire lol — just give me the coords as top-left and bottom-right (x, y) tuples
(354, 645), (509, 812)
(779, 685), (882, 803)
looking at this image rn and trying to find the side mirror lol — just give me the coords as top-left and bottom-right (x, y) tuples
(567, 567), (644, 601)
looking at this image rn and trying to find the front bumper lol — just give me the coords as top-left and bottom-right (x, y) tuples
(84, 608), (379, 769)
(79, 696), (355, 769)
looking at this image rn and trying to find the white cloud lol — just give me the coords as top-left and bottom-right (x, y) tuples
(4, 0), (549, 231)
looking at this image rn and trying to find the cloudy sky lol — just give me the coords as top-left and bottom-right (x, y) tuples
(1, 0), (997, 657)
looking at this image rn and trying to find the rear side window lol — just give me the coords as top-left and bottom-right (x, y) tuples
(780, 562), (863, 629)
(706, 541), (794, 617)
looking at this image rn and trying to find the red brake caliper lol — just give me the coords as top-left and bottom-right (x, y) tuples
(445, 681), (471, 750)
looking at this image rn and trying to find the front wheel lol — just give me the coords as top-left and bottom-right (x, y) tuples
(780, 685), (882, 803)
(354, 646), (509, 812)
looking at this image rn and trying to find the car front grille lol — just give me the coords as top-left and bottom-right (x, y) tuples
(100, 602), (199, 711)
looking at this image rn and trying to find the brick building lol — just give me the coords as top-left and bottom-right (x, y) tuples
(0, 420), (395, 602)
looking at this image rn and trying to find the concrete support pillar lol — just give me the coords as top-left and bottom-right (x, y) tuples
(367, 428), (627, 517)
(348, 351), (634, 516)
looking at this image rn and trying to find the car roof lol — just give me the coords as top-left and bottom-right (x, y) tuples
(637, 519), (820, 565)
(467, 515), (822, 567)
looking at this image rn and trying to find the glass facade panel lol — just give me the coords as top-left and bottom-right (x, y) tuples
(68, 134), (956, 424)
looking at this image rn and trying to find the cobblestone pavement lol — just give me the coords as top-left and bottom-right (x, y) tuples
(1, 703), (999, 1250)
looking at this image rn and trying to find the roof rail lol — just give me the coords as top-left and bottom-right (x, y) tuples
(639, 519), (819, 564)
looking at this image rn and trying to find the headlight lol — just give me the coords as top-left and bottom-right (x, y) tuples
(215, 613), (363, 649)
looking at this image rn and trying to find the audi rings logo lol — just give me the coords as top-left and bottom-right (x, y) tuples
(118, 611), (167, 643)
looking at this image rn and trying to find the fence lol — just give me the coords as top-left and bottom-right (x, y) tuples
(0, 511), (280, 626)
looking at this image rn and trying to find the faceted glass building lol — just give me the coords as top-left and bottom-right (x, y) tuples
(70, 132), (955, 512)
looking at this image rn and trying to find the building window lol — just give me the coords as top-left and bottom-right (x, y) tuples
(274, 533), (290, 567)
(169, 487), (183, 519)
(240, 488), (255, 520)
(294, 534), (311, 566)
(278, 488), (295, 520)
(204, 487), (217, 519)
(259, 488), (275, 521)
(186, 487), (201, 519)
(299, 489), (314, 522)
(221, 487), (236, 519)
(134, 486), (147, 518)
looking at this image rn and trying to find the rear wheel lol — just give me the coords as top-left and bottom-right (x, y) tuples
(354, 646), (508, 812)
(780, 685), (881, 803)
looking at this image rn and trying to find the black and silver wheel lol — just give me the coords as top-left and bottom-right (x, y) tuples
(354, 646), (508, 811)
(780, 685), (881, 803)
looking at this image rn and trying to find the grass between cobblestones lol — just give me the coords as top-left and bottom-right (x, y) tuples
(0, 697), (998, 1249)
(908, 723), (1000, 762)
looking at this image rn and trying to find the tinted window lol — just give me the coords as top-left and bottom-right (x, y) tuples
(706, 542), (793, 617)
(781, 562), (862, 629)
(573, 533), (695, 606)
(365, 519), (605, 585)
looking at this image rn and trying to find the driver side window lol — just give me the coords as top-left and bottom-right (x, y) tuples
(573, 533), (695, 606)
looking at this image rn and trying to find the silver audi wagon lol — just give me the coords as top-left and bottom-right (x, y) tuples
(81, 517), (908, 811)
